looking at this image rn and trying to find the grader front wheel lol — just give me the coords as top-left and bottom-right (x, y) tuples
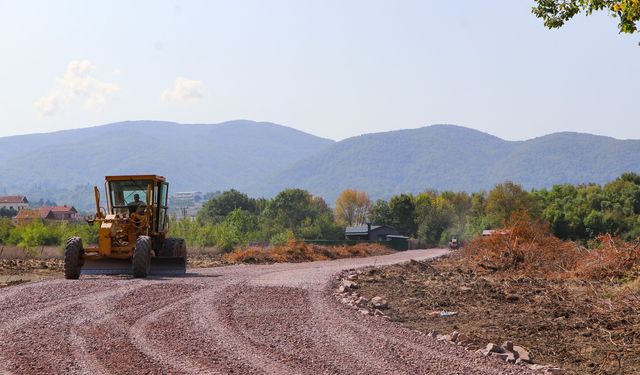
(132, 236), (152, 278)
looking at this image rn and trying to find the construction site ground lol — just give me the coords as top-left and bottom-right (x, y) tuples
(351, 253), (640, 375)
(0, 248), (544, 374)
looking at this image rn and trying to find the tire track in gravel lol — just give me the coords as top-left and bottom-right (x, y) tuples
(0, 280), (145, 374)
(0, 249), (536, 374)
(127, 291), (210, 375)
(68, 331), (110, 375)
(225, 285), (399, 374)
(67, 280), (161, 375)
(189, 281), (298, 374)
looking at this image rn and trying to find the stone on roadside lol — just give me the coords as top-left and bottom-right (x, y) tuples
(455, 334), (469, 346)
(502, 341), (514, 352)
(546, 368), (564, 375)
(436, 334), (451, 342)
(371, 296), (388, 309)
(492, 353), (509, 361)
(486, 343), (503, 354)
(356, 296), (369, 307)
(450, 331), (459, 343)
(341, 280), (358, 289)
(373, 309), (386, 317)
(513, 346), (530, 363)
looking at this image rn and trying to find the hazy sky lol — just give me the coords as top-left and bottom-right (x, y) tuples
(1, 1), (638, 141)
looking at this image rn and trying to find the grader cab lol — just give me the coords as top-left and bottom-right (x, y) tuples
(64, 175), (186, 279)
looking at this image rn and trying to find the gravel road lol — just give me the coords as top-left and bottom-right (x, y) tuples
(0, 249), (535, 374)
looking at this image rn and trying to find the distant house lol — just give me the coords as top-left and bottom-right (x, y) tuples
(345, 223), (407, 241)
(0, 195), (29, 211)
(15, 205), (79, 223)
(14, 209), (43, 223)
(45, 205), (79, 221)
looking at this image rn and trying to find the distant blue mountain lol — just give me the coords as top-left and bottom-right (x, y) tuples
(0, 120), (334, 209)
(1, 121), (638, 210)
(254, 125), (640, 202)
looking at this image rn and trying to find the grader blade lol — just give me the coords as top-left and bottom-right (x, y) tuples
(81, 258), (131, 275)
(80, 257), (186, 276)
(150, 256), (187, 276)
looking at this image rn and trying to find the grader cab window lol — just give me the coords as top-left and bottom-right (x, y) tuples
(109, 180), (154, 216)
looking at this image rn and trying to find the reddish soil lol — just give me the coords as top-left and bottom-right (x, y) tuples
(353, 254), (640, 375)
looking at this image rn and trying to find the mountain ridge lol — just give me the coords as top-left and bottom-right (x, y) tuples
(1, 121), (638, 210)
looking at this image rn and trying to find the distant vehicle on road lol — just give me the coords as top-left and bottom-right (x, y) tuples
(448, 236), (460, 250)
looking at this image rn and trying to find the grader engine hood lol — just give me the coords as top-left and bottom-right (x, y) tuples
(97, 215), (117, 256)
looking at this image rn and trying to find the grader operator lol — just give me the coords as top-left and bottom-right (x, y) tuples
(64, 175), (186, 279)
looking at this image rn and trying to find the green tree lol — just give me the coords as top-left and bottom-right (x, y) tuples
(370, 199), (392, 225)
(0, 218), (14, 244)
(415, 193), (456, 246)
(440, 191), (471, 235)
(197, 189), (257, 223)
(388, 193), (416, 236)
(0, 207), (18, 218)
(619, 172), (640, 185)
(486, 182), (532, 226)
(464, 191), (492, 238)
(268, 189), (329, 231)
(299, 212), (344, 240)
(533, 0), (640, 35)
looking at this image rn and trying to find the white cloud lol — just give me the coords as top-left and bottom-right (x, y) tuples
(162, 77), (204, 103)
(34, 60), (120, 117)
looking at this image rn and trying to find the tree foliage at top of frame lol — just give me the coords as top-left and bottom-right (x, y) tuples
(533, 0), (640, 34)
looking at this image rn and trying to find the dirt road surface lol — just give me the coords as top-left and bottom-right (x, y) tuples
(0, 249), (535, 374)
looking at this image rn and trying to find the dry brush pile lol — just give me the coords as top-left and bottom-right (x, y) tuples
(461, 211), (640, 282)
(222, 240), (392, 264)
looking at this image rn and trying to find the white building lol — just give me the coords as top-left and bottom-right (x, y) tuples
(0, 195), (29, 211)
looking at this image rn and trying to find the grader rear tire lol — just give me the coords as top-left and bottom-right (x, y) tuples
(161, 237), (187, 257)
(176, 239), (186, 257)
(64, 237), (84, 279)
(132, 236), (152, 278)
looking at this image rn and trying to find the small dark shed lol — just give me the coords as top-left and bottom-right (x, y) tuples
(345, 223), (404, 241)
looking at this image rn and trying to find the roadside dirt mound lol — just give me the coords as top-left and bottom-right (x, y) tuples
(354, 220), (640, 375)
(0, 258), (63, 288)
(223, 241), (392, 264)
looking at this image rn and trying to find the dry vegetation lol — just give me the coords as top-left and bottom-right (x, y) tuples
(222, 240), (392, 264)
(354, 213), (640, 375)
(463, 212), (640, 281)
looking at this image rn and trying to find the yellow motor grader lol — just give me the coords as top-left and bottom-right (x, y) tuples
(64, 175), (186, 279)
